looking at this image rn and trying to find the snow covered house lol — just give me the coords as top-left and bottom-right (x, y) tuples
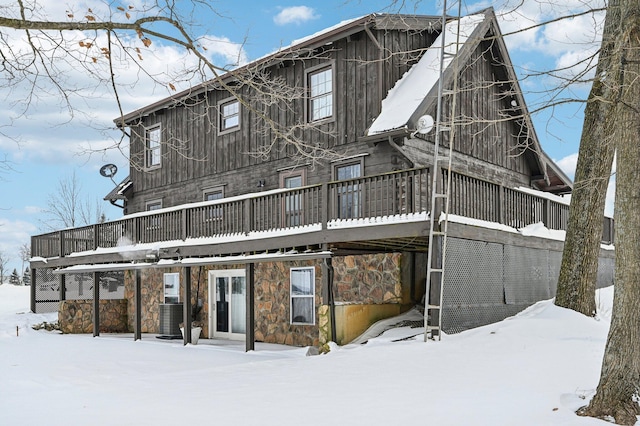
(30, 8), (614, 349)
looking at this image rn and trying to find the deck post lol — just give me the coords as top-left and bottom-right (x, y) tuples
(321, 183), (329, 229)
(183, 266), (192, 345)
(498, 185), (505, 225)
(59, 231), (65, 258)
(30, 267), (36, 313)
(245, 263), (255, 352)
(134, 269), (142, 340)
(93, 271), (100, 337)
(93, 224), (99, 250)
(59, 274), (66, 302)
(244, 199), (253, 235)
(181, 209), (188, 241)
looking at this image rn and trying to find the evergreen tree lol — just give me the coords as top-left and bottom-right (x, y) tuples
(9, 269), (20, 285)
(22, 268), (30, 286)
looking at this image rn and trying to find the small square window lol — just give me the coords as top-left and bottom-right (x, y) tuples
(290, 267), (315, 325)
(145, 126), (161, 168)
(219, 98), (240, 133)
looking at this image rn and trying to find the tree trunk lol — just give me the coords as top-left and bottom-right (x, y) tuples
(554, 0), (619, 316)
(580, 2), (640, 423)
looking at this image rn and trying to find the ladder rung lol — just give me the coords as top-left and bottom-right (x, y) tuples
(442, 89), (455, 96)
(429, 268), (444, 273)
(426, 325), (441, 330)
(427, 305), (440, 310)
(434, 193), (448, 199)
(436, 156), (450, 162)
(439, 126), (451, 132)
(431, 231), (446, 236)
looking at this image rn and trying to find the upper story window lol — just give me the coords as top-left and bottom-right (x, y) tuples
(203, 187), (224, 220)
(280, 169), (307, 227)
(146, 199), (163, 211)
(145, 126), (161, 169)
(307, 65), (333, 122)
(219, 98), (240, 134)
(334, 161), (362, 219)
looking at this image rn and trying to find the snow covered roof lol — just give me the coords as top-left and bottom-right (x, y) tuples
(367, 13), (486, 136)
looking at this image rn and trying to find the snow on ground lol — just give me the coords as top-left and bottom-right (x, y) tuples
(0, 284), (618, 425)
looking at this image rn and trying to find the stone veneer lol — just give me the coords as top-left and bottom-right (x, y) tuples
(118, 252), (406, 348)
(254, 261), (322, 347)
(333, 253), (404, 304)
(59, 299), (128, 333)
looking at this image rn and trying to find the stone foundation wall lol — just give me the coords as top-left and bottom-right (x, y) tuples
(333, 253), (404, 304)
(254, 261), (322, 347)
(59, 299), (128, 333)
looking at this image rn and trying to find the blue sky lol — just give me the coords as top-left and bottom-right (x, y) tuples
(0, 0), (605, 275)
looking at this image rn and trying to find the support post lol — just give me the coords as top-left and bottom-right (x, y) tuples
(93, 271), (100, 337)
(321, 183), (329, 229)
(59, 274), (66, 302)
(183, 267), (192, 345)
(245, 263), (255, 352)
(30, 267), (36, 313)
(134, 270), (142, 341)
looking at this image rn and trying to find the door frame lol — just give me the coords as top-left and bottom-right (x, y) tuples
(208, 269), (246, 340)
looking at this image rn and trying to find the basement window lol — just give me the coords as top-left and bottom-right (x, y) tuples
(290, 267), (315, 325)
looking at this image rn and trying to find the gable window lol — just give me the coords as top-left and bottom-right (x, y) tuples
(334, 162), (362, 219)
(307, 65), (333, 122)
(280, 169), (306, 227)
(145, 126), (161, 169)
(163, 273), (180, 304)
(290, 267), (314, 325)
(219, 98), (240, 133)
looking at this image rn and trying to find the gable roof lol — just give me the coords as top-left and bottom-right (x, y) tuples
(362, 8), (572, 194)
(115, 13), (442, 126)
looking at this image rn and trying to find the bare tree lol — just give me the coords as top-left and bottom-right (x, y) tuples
(554, 0), (619, 316)
(18, 243), (30, 280)
(0, 250), (9, 284)
(40, 171), (105, 230)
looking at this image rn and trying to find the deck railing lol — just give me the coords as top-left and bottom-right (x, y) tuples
(32, 167), (612, 258)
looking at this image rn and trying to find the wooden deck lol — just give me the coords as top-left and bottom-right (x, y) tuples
(31, 167), (614, 267)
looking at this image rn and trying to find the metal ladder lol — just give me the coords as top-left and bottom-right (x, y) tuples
(424, 0), (462, 341)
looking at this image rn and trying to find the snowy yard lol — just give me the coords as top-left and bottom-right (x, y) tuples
(0, 284), (617, 425)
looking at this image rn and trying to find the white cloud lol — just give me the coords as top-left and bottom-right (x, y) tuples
(555, 153), (578, 179)
(273, 6), (319, 26)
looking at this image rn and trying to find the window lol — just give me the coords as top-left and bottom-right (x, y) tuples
(146, 200), (162, 228)
(280, 169), (306, 227)
(203, 187), (224, 220)
(146, 200), (162, 211)
(335, 162), (362, 219)
(145, 126), (161, 168)
(219, 98), (240, 133)
(290, 267), (315, 325)
(163, 273), (180, 304)
(307, 66), (333, 122)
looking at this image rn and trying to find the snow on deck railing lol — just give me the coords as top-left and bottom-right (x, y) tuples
(31, 167), (614, 258)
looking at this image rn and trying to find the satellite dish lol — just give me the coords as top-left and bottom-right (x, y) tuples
(416, 115), (434, 135)
(99, 164), (118, 178)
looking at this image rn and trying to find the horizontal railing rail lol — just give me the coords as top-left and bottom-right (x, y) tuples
(31, 167), (612, 258)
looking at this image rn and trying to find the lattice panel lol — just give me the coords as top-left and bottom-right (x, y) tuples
(504, 245), (550, 304)
(597, 256), (615, 289)
(443, 238), (504, 306)
(547, 250), (562, 297)
(65, 273), (95, 300)
(34, 268), (60, 313)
